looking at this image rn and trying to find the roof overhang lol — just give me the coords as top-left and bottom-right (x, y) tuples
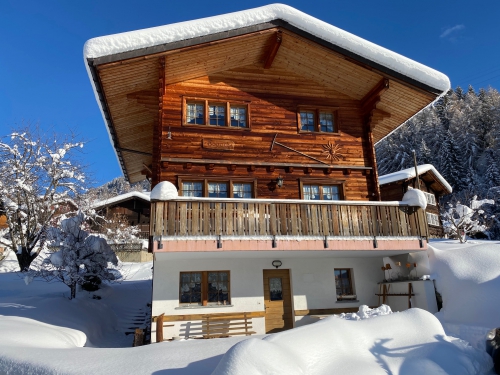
(84, 4), (450, 182)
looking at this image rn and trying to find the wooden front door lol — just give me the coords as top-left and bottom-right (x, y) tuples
(263, 269), (293, 333)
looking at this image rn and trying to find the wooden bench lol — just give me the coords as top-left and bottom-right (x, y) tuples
(202, 312), (256, 339)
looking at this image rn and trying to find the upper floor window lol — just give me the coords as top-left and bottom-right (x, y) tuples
(422, 191), (436, 205)
(179, 178), (256, 198)
(301, 181), (343, 201)
(184, 97), (249, 129)
(298, 107), (338, 133)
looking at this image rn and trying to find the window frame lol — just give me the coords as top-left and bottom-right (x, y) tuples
(179, 271), (231, 307)
(422, 191), (436, 206)
(299, 179), (345, 200)
(426, 212), (440, 227)
(297, 105), (340, 134)
(334, 268), (355, 300)
(178, 176), (258, 198)
(182, 97), (251, 130)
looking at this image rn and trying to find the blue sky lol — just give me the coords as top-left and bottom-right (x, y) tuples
(1, 0), (499, 187)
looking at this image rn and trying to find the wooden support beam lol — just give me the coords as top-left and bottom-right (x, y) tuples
(184, 162), (192, 170)
(143, 163), (153, 174)
(324, 168), (333, 175)
(286, 166), (294, 173)
(206, 163), (215, 170)
(343, 168), (351, 176)
(361, 79), (390, 131)
(304, 167), (312, 174)
(264, 31), (282, 69)
(267, 166), (275, 173)
(228, 164), (237, 171)
(361, 78), (390, 112)
(160, 161), (168, 169)
(160, 157), (372, 171)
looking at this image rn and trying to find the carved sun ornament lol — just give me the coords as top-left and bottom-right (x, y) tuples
(322, 141), (343, 163)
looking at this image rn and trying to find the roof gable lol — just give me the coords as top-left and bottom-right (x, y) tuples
(85, 4), (449, 93)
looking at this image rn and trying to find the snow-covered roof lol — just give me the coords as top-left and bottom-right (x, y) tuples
(379, 164), (452, 193)
(84, 4), (449, 93)
(92, 191), (151, 209)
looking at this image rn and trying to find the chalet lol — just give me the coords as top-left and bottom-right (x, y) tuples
(92, 191), (152, 262)
(92, 191), (151, 238)
(84, 4), (450, 341)
(379, 164), (453, 238)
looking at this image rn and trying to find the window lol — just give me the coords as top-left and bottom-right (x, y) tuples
(334, 269), (355, 300)
(184, 98), (249, 129)
(423, 191), (436, 205)
(426, 212), (440, 226)
(302, 184), (341, 200)
(179, 271), (230, 306)
(298, 107), (338, 133)
(179, 178), (256, 198)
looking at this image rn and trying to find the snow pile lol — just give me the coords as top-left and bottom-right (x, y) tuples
(212, 308), (492, 375)
(0, 249), (20, 273)
(402, 188), (427, 209)
(429, 241), (500, 329)
(84, 4), (450, 93)
(0, 316), (86, 348)
(150, 181), (178, 200)
(335, 304), (392, 320)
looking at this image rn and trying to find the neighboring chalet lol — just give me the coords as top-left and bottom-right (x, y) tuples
(379, 164), (453, 238)
(92, 191), (152, 262)
(92, 191), (151, 238)
(84, 4), (450, 340)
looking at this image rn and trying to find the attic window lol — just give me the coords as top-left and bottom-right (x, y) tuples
(183, 97), (249, 129)
(298, 107), (338, 133)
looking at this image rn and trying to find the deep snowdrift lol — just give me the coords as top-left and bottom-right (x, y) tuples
(212, 309), (491, 375)
(429, 240), (500, 350)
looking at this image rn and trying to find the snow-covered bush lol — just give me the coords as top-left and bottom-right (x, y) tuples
(27, 212), (119, 299)
(101, 212), (141, 251)
(442, 196), (495, 242)
(0, 128), (86, 271)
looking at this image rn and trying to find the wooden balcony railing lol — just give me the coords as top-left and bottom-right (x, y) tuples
(150, 198), (428, 239)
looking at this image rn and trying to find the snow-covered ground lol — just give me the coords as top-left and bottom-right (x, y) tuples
(0, 240), (498, 374)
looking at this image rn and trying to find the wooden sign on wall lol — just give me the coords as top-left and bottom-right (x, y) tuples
(202, 139), (235, 151)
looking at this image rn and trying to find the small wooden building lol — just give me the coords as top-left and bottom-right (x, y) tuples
(92, 191), (151, 239)
(85, 4), (450, 340)
(379, 164), (453, 238)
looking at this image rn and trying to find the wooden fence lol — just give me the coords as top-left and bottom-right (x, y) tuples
(150, 199), (428, 239)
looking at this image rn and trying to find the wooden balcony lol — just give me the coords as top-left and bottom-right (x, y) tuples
(150, 198), (428, 241)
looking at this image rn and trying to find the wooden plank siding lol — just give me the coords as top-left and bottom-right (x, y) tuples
(93, 28), (440, 183)
(156, 63), (375, 200)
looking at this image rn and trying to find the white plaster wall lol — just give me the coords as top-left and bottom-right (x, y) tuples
(151, 253), (385, 340)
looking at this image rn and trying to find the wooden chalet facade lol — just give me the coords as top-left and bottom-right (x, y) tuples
(85, 4), (449, 340)
(379, 164), (453, 238)
(92, 192), (151, 239)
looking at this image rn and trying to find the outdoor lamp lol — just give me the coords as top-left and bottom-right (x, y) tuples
(272, 260), (282, 269)
(276, 175), (284, 188)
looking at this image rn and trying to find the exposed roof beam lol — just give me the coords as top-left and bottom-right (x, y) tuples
(264, 31), (282, 69)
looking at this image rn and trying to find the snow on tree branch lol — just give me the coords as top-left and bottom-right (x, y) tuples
(0, 127), (87, 271)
